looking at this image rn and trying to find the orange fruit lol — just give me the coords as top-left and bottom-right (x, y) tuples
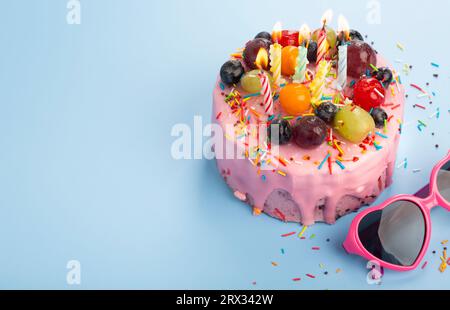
(279, 83), (312, 116)
(281, 46), (299, 77)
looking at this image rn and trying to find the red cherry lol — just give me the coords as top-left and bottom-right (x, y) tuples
(353, 77), (386, 111)
(279, 30), (299, 47)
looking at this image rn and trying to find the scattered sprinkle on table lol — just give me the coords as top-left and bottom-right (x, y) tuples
(422, 261), (428, 270)
(281, 232), (296, 238)
(298, 226), (308, 238)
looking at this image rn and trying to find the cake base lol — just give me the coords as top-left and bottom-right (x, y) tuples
(213, 56), (404, 226)
(217, 159), (392, 224)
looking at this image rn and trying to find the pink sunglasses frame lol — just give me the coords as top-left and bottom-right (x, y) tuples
(343, 150), (450, 272)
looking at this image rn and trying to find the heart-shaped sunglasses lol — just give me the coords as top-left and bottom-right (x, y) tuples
(343, 150), (450, 272)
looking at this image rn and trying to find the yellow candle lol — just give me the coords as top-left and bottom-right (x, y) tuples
(270, 22), (283, 87)
(270, 43), (282, 87)
(310, 60), (331, 106)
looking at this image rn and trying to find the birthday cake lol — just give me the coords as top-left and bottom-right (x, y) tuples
(212, 14), (405, 225)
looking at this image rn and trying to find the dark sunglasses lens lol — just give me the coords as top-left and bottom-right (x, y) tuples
(358, 200), (426, 267)
(437, 159), (450, 203)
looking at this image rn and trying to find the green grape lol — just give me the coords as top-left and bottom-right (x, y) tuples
(240, 70), (273, 93)
(333, 105), (375, 144)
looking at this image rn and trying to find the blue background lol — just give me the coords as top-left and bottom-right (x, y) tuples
(0, 0), (449, 290)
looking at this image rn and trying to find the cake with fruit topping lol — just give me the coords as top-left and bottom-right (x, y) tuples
(212, 18), (404, 225)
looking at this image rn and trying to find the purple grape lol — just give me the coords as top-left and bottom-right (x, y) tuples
(347, 41), (377, 78)
(293, 116), (328, 149)
(243, 38), (271, 70)
(255, 31), (273, 42)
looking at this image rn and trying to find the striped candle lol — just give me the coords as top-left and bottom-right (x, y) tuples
(317, 28), (328, 65)
(317, 10), (333, 65)
(259, 72), (274, 115)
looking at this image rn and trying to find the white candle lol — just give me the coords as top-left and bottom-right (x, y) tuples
(337, 15), (350, 90)
(337, 44), (347, 90)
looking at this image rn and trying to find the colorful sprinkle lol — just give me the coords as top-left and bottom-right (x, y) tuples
(376, 132), (388, 139)
(298, 226), (308, 238)
(421, 261), (428, 270)
(318, 152), (331, 170)
(335, 160), (346, 170)
(281, 232), (296, 238)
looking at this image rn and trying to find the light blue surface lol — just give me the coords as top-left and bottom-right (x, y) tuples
(0, 0), (449, 290)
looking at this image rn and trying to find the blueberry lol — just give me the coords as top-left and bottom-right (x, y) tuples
(372, 67), (393, 88)
(338, 29), (364, 46)
(349, 30), (364, 41)
(307, 40), (318, 64)
(370, 108), (388, 128)
(315, 102), (338, 123)
(220, 60), (245, 86)
(255, 31), (272, 42)
(268, 119), (292, 145)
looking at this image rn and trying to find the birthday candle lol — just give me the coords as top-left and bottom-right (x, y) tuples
(293, 46), (308, 83)
(317, 29), (328, 65)
(259, 72), (274, 115)
(255, 48), (273, 115)
(337, 15), (349, 90)
(270, 22), (283, 87)
(310, 60), (331, 106)
(337, 45), (348, 89)
(293, 24), (310, 83)
(317, 10), (333, 65)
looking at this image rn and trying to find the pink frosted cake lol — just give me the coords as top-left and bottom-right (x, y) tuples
(213, 20), (404, 225)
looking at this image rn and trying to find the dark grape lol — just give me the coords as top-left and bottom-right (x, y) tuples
(347, 41), (377, 78)
(220, 60), (245, 86)
(293, 116), (328, 149)
(267, 119), (292, 145)
(243, 38), (271, 70)
(307, 41), (318, 64)
(255, 31), (272, 42)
